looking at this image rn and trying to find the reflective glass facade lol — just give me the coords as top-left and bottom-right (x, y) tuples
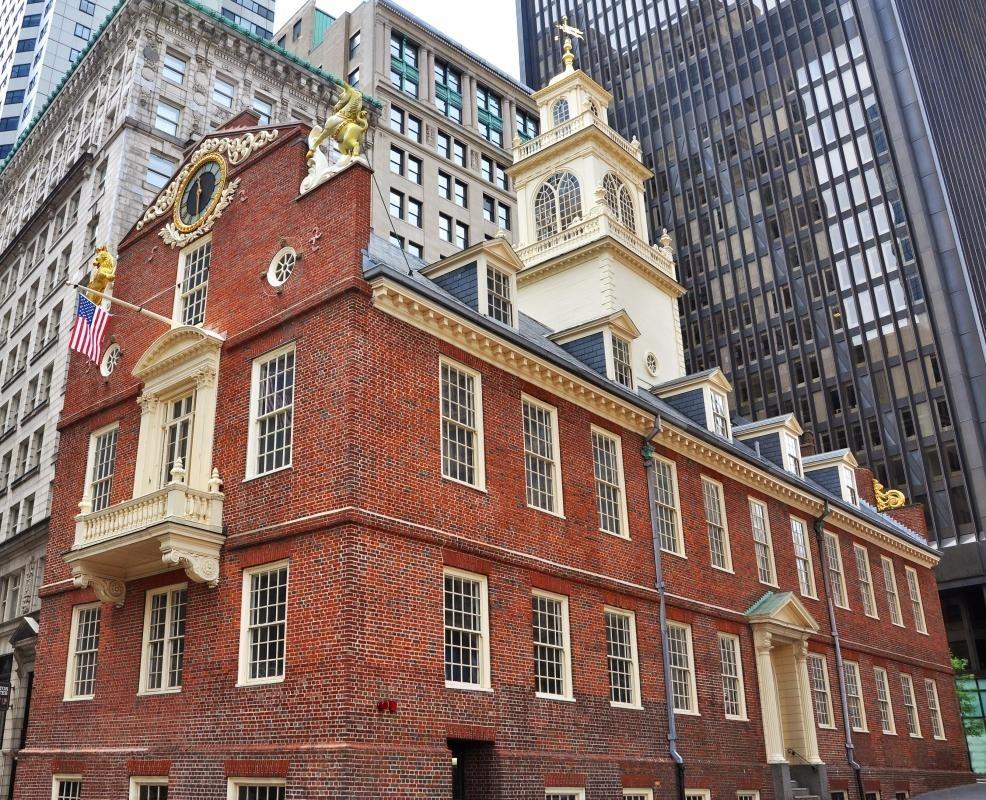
(518, 0), (986, 559)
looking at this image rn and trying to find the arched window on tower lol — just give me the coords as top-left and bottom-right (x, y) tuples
(603, 173), (636, 232)
(552, 98), (570, 126)
(534, 172), (582, 241)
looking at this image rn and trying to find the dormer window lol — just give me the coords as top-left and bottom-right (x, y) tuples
(486, 266), (513, 325)
(784, 433), (803, 477)
(611, 334), (633, 389)
(842, 466), (858, 506)
(710, 391), (730, 438)
(552, 98), (570, 125)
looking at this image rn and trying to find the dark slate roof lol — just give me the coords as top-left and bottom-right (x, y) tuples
(362, 234), (935, 556)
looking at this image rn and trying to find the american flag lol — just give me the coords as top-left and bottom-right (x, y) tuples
(69, 295), (110, 363)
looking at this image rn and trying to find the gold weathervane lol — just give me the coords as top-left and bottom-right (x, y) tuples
(554, 16), (584, 71)
(86, 247), (116, 302)
(873, 479), (907, 511)
(308, 81), (369, 161)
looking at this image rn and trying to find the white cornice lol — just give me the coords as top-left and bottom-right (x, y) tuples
(369, 276), (938, 568)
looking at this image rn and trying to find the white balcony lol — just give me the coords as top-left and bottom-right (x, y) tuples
(65, 462), (224, 606)
(513, 110), (643, 163)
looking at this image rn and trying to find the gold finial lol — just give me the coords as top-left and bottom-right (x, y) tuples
(86, 246), (116, 303)
(554, 15), (584, 72)
(873, 479), (907, 511)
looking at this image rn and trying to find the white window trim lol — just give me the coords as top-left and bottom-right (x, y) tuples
(545, 790), (585, 800)
(603, 328), (634, 388)
(782, 433), (802, 476)
(81, 419), (118, 509)
(438, 356), (486, 491)
(825, 532), (850, 610)
(791, 516), (817, 599)
(604, 605), (642, 710)
(685, 791), (712, 800)
(718, 632), (748, 721)
(244, 342), (296, 481)
(807, 652), (836, 729)
(901, 673), (922, 738)
(844, 660), (868, 732)
(443, 567), (491, 692)
(51, 776), (82, 800)
(701, 476), (732, 572)
(624, 791), (655, 800)
(227, 778), (286, 799)
(926, 678), (946, 740)
(521, 393), (564, 517)
(881, 556), (905, 628)
(532, 588), (574, 701)
(590, 424), (629, 539)
(172, 233), (212, 324)
(749, 497), (777, 587)
(705, 388), (731, 439)
(840, 464), (859, 505)
(737, 793), (761, 800)
(479, 264), (518, 328)
(138, 581), (188, 695)
(654, 455), (685, 558)
(904, 566), (928, 635)
(130, 777), (169, 799)
(63, 602), (100, 701)
(873, 666), (897, 735)
(854, 544), (879, 619)
(669, 620), (700, 716)
(237, 560), (289, 687)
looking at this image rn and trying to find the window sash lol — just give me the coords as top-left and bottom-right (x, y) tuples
(718, 634), (745, 718)
(925, 679), (944, 739)
(486, 267), (512, 325)
(710, 391), (729, 436)
(532, 592), (569, 697)
(749, 500), (775, 584)
(69, 604), (100, 698)
(825, 533), (848, 608)
(881, 557), (903, 626)
(807, 653), (833, 727)
(605, 609), (638, 706)
(161, 393), (194, 486)
(592, 430), (625, 536)
(440, 361), (481, 486)
(54, 780), (82, 800)
(245, 565), (288, 682)
(652, 458), (682, 555)
(444, 570), (487, 687)
(523, 399), (559, 513)
(905, 567), (927, 633)
(668, 622), (695, 712)
(702, 479), (730, 570)
(179, 239), (211, 325)
(143, 587), (187, 692)
(854, 545), (877, 618)
(89, 426), (118, 512)
(843, 661), (866, 731)
(611, 335), (633, 387)
(874, 667), (895, 734)
(901, 674), (921, 736)
(254, 348), (295, 476)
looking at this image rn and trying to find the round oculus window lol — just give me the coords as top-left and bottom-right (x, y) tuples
(267, 247), (297, 287)
(100, 343), (122, 377)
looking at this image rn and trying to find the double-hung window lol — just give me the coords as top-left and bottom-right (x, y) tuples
(443, 568), (489, 689)
(873, 667), (896, 734)
(476, 85), (503, 146)
(611, 335), (633, 388)
(486, 267), (512, 325)
(824, 533), (849, 609)
(0, 572), (21, 621)
(146, 152), (176, 190)
(87, 424), (118, 512)
(901, 673), (921, 736)
(516, 109), (539, 141)
(532, 590), (572, 699)
(434, 60), (462, 122)
(702, 478), (731, 571)
(605, 608), (640, 707)
(389, 32), (418, 97)
(439, 358), (483, 487)
(784, 433), (802, 476)
(843, 661), (867, 731)
(238, 562), (288, 685)
(53, 778), (82, 800)
(881, 556), (904, 626)
(252, 95), (273, 125)
(154, 100), (180, 136)
(162, 52), (186, 84)
(228, 779), (285, 800)
(140, 585), (187, 693)
(925, 679), (944, 739)
(65, 603), (100, 699)
(718, 633), (746, 719)
(904, 566), (927, 633)
(710, 391), (729, 437)
(213, 76), (235, 109)
(791, 517), (815, 597)
(161, 394), (194, 486)
(522, 396), (561, 514)
(854, 544), (878, 618)
(668, 621), (697, 713)
(177, 237), (211, 325)
(249, 345), (295, 478)
(591, 427), (627, 537)
(807, 653), (834, 727)
(652, 457), (682, 555)
(749, 499), (776, 585)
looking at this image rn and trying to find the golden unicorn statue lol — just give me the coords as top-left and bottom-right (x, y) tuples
(307, 82), (369, 160)
(86, 247), (116, 302)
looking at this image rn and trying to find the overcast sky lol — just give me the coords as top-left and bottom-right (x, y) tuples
(274, 0), (522, 78)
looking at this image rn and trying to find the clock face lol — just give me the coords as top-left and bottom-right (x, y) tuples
(175, 156), (226, 232)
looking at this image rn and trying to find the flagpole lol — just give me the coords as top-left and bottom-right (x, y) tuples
(67, 282), (175, 328)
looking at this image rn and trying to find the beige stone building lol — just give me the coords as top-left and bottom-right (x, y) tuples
(276, 0), (540, 263)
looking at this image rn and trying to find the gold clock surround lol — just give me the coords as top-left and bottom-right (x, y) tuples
(172, 153), (229, 234)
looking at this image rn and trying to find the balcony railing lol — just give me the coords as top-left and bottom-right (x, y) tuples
(66, 460), (224, 606)
(513, 110), (642, 163)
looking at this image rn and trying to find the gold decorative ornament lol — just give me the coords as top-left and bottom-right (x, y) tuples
(307, 81), (369, 160)
(172, 153), (228, 234)
(874, 480), (906, 511)
(86, 246), (116, 302)
(554, 16), (584, 72)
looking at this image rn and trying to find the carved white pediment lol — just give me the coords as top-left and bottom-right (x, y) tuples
(746, 591), (819, 635)
(133, 325), (224, 391)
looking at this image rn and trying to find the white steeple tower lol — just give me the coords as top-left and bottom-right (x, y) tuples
(509, 24), (686, 389)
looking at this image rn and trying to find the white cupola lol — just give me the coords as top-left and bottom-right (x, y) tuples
(508, 26), (686, 388)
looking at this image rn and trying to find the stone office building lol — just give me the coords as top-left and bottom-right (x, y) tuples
(0, 0), (341, 794)
(275, 0), (540, 264)
(13, 53), (972, 800)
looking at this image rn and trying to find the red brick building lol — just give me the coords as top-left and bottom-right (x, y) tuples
(14, 65), (973, 800)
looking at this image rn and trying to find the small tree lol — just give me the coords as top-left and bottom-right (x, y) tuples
(952, 654), (985, 738)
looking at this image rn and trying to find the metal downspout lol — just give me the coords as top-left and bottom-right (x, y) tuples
(642, 418), (685, 800)
(813, 501), (865, 799)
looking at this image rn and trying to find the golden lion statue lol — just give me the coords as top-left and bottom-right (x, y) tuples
(307, 82), (369, 160)
(86, 247), (116, 302)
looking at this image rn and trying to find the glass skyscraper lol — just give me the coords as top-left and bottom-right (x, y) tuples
(518, 0), (986, 673)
